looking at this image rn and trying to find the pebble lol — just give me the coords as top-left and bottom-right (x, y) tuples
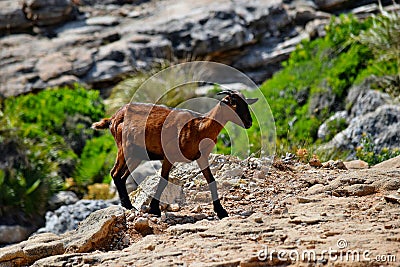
(168, 204), (180, 212)
(134, 217), (153, 235)
(191, 205), (202, 213)
(254, 216), (263, 223)
(297, 197), (321, 204)
(384, 224), (392, 229)
(384, 194), (400, 204)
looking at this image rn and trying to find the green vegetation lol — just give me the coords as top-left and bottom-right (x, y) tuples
(356, 134), (400, 165)
(214, 12), (399, 158)
(0, 85), (114, 219)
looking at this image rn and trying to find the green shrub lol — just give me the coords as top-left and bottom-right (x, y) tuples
(356, 134), (400, 165)
(0, 85), (108, 219)
(74, 134), (117, 187)
(254, 14), (376, 152)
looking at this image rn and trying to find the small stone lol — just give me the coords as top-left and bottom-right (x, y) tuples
(322, 160), (347, 170)
(297, 197), (321, 203)
(254, 217), (263, 223)
(193, 191), (211, 202)
(344, 160), (369, 169)
(168, 203), (180, 212)
(289, 216), (324, 225)
(191, 205), (202, 213)
(384, 224), (393, 229)
(240, 210), (253, 217)
(309, 156), (322, 168)
(122, 234), (130, 246)
(127, 213), (137, 222)
(86, 16), (119, 26)
(194, 214), (207, 221)
(145, 243), (156, 251)
(134, 217), (153, 236)
(374, 204), (384, 211)
(384, 194), (400, 204)
(320, 212), (327, 216)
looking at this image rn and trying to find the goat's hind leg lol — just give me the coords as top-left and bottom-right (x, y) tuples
(111, 152), (141, 209)
(149, 159), (173, 216)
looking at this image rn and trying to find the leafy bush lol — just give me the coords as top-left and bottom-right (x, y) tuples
(74, 134), (117, 187)
(0, 85), (109, 220)
(257, 15), (372, 149)
(356, 134), (400, 166)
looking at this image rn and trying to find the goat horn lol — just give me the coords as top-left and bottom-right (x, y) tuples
(216, 90), (234, 96)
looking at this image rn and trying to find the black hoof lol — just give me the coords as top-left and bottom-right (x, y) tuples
(121, 200), (133, 210)
(216, 208), (229, 219)
(213, 199), (228, 219)
(149, 200), (161, 216)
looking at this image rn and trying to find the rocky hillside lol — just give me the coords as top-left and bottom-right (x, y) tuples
(1, 154), (399, 266)
(0, 0), (395, 96)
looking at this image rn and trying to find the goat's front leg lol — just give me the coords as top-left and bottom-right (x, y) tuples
(149, 159), (173, 216)
(197, 157), (228, 219)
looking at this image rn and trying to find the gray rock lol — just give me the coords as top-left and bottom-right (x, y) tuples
(48, 191), (79, 211)
(327, 105), (400, 152)
(69, 47), (95, 77)
(0, 1), (32, 33)
(0, 225), (36, 244)
(110, 161), (162, 195)
(84, 60), (132, 83)
(35, 52), (72, 82)
(313, 0), (383, 11)
(0, 206), (126, 267)
(0, 0), (395, 96)
(130, 174), (184, 211)
(23, 0), (75, 27)
(317, 110), (348, 140)
(36, 199), (118, 234)
(346, 77), (393, 119)
(86, 16), (119, 26)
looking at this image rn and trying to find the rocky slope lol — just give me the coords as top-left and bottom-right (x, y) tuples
(0, 0), (394, 96)
(1, 154), (399, 266)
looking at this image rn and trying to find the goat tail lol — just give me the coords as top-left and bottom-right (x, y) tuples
(91, 118), (111, 130)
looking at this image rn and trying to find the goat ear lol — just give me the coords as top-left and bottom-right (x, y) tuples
(246, 98), (258, 105)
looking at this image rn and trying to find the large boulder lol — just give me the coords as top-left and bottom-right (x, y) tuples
(0, 206), (126, 266)
(0, 0), (396, 95)
(0, 1), (32, 33)
(346, 76), (394, 119)
(23, 0), (76, 27)
(320, 76), (399, 153)
(313, 0), (392, 12)
(36, 199), (118, 235)
(327, 104), (400, 152)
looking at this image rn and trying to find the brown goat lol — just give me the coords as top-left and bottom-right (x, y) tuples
(92, 90), (258, 218)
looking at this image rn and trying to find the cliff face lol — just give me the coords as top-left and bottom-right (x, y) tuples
(1, 154), (399, 266)
(0, 0), (394, 96)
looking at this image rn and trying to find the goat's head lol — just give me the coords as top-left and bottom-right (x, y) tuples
(217, 90), (258, 129)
